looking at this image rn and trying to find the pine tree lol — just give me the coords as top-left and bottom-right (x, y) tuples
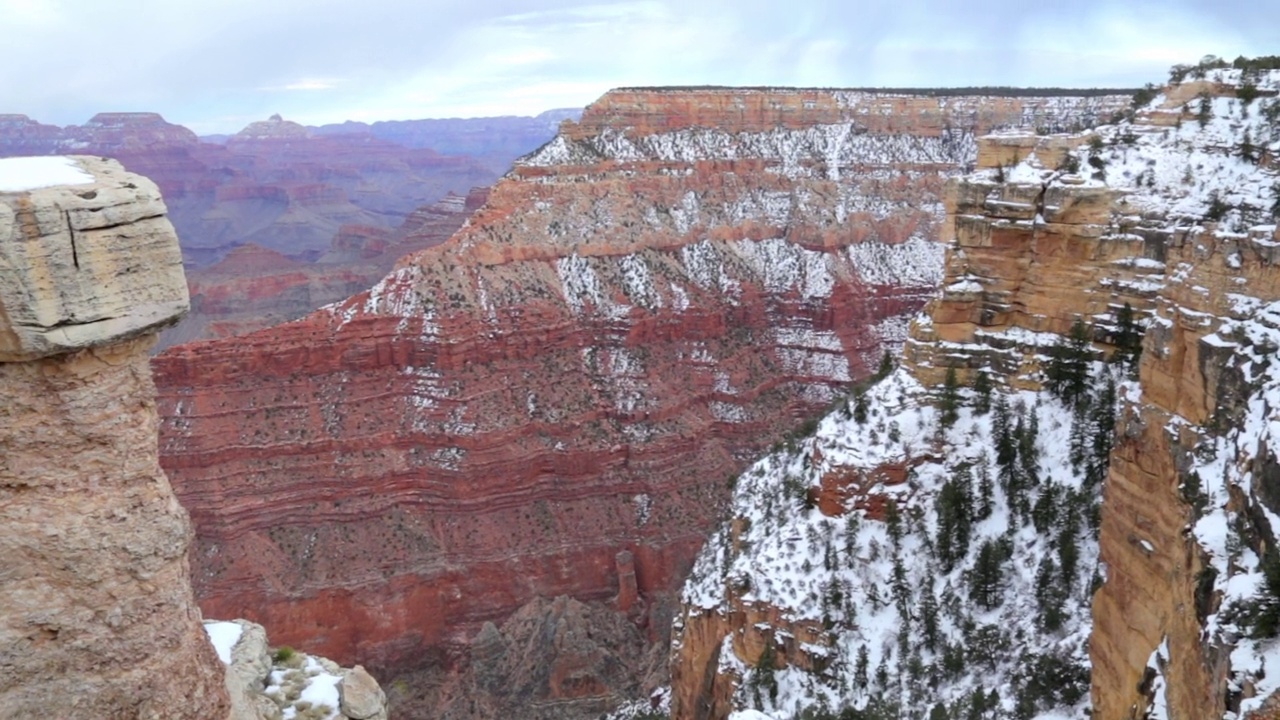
(1019, 408), (1040, 486)
(1113, 302), (1143, 373)
(939, 366), (961, 428)
(935, 474), (974, 572)
(752, 641), (778, 706)
(885, 499), (904, 548)
(1044, 318), (1092, 405)
(854, 644), (870, 694)
(921, 575), (940, 651)
(1272, 182), (1280, 219)
(994, 395), (1015, 468)
(969, 540), (1006, 610)
(1242, 129), (1259, 163)
(878, 349), (895, 378)
(1034, 555), (1066, 632)
(972, 370), (993, 414)
(1058, 525), (1080, 587)
(1197, 91), (1213, 128)
(853, 391), (868, 424)
(1031, 483), (1060, 536)
(976, 460), (994, 521)
(1087, 377), (1117, 487)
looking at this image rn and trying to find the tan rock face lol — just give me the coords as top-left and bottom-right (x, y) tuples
(0, 159), (227, 718)
(0, 336), (229, 718)
(0, 156), (188, 361)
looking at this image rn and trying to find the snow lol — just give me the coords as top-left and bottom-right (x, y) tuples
(680, 362), (1108, 717)
(203, 621), (242, 665)
(0, 156), (94, 192)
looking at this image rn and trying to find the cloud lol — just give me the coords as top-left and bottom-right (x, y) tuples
(269, 79), (343, 92)
(0, 0), (1275, 133)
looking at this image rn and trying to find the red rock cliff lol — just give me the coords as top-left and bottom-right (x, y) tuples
(151, 87), (1131, 717)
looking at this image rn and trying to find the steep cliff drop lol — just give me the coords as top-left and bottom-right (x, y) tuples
(151, 87), (1132, 718)
(0, 156), (230, 718)
(666, 62), (1280, 720)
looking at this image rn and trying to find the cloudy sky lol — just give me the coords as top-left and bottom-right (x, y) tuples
(1, 0), (1274, 133)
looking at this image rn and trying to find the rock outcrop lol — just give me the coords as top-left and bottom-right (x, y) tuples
(665, 61), (1280, 720)
(150, 87), (1131, 717)
(0, 156), (229, 718)
(205, 619), (390, 720)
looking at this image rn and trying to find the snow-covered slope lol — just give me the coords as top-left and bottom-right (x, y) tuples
(666, 57), (1280, 720)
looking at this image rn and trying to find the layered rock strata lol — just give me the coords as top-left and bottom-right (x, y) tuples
(667, 65), (1280, 720)
(151, 88), (1132, 717)
(0, 156), (229, 718)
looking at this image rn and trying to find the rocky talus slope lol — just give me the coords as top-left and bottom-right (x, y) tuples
(0, 155), (230, 718)
(666, 64), (1280, 720)
(150, 87), (1130, 718)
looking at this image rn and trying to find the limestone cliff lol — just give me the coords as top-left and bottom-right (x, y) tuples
(0, 156), (230, 718)
(664, 60), (1280, 720)
(149, 87), (1130, 718)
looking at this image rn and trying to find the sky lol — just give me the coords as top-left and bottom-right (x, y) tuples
(1, 0), (1275, 134)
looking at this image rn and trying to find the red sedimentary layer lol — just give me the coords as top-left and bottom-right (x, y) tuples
(151, 88), (1132, 696)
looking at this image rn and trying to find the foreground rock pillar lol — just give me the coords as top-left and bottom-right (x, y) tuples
(0, 157), (230, 718)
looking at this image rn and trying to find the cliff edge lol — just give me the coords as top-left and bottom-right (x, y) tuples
(0, 156), (229, 717)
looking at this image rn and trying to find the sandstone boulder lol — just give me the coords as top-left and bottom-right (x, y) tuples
(339, 665), (388, 720)
(0, 155), (188, 361)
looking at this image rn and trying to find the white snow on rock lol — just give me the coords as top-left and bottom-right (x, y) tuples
(0, 156), (95, 192)
(203, 621), (243, 665)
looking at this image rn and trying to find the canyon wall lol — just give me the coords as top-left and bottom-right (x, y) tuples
(0, 156), (229, 718)
(151, 87), (1131, 718)
(666, 66), (1280, 720)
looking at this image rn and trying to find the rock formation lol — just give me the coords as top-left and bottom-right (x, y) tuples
(150, 86), (1131, 718)
(665, 61), (1280, 720)
(206, 619), (390, 720)
(0, 155), (229, 718)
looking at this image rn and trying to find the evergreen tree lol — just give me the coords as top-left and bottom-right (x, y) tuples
(935, 473), (975, 572)
(1068, 403), (1091, 472)
(853, 391), (869, 424)
(1057, 525), (1080, 587)
(969, 540), (1006, 610)
(878, 349), (895, 378)
(854, 644), (870, 694)
(976, 460), (994, 521)
(971, 370), (993, 414)
(939, 366), (961, 428)
(1242, 129), (1259, 163)
(1031, 483), (1060, 536)
(1197, 91), (1213, 127)
(885, 499), (904, 548)
(844, 514), (860, 565)
(1113, 302), (1144, 375)
(921, 575), (940, 651)
(1019, 408), (1040, 486)
(1272, 182), (1280, 219)
(994, 395), (1015, 468)
(752, 641), (778, 706)
(1034, 555), (1066, 632)
(1087, 377), (1117, 487)
(1044, 318), (1092, 405)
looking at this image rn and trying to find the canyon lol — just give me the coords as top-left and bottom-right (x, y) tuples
(150, 87), (1133, 717)
(667, 65), (1280, 719)
(0, 111), (562, 349)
